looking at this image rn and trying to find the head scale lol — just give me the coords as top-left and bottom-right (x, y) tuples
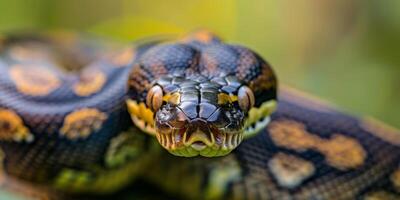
(127, 32), (277, 157)
(145, 74), (254, 157)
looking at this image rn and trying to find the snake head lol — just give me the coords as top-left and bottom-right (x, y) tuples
(128, 74), (270, 157)
(152, 81), (247, 157)
(127, 40), (277, 157)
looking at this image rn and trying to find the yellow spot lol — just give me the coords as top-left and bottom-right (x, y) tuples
(391, 169), (400, 191)
(245, 100), (277, 130)
(229, 94), (238, 102)
(9, 45), (50, 63)
(73, 68), (106, 96)
(163, 92), (181, 105)
(139, 103), (153, 125)
(60, 108), (107, 140)
(10, 64), (60, 96)
(180, 30), (217, 44)
(0, 109), (33, 142)
(110, 48), (136, 67)
(364, 191), (400, 200)
(126, 99), (156, 135)
(269, 120), (366, 170)
(218, 93), (232, 104)
(268, 120), (317, 151)
(268, 152), (315, 189)
(54, 169), (91, 190)
(319, 134), (366, 170)
(217, 93), (238, 105)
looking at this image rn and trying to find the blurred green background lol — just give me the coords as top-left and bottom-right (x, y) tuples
(0, 0), (399, 128)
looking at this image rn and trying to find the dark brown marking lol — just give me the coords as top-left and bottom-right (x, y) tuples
(249, 63), (277, 94)
(128, 64), (152, 93)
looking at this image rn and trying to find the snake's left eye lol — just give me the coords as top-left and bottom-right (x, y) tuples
(238, 85), (255, 112)
(146, 85), (164, 111)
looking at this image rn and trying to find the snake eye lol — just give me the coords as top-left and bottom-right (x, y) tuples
(238, 85), (255, 112)
(146, 85), (164, 111)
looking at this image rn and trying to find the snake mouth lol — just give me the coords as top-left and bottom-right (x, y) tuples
(191, 141), (207, 151)
(155, 128), (243, 157)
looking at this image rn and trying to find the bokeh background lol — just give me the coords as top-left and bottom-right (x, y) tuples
(0, 0), (399, 129)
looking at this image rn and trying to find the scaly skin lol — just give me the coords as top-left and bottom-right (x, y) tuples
(0, 33), (162, 194)
(126, 31), (277, 157)
(0, 32), (399, 200)
(0, 30), (276, 194)
(134, 86), (400, 200)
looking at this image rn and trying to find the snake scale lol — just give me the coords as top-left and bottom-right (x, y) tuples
(0, 31), (399, 200)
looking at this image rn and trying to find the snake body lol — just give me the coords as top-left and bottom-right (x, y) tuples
(0, 34), (159, 193)
(141, 88), (400, 200)
(0, 31), (399, 200)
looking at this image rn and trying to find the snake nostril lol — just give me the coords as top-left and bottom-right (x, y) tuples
(156, 122), (172, 133)
(168, 110), (188, 129)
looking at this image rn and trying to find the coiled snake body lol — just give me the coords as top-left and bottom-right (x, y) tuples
(0, 31), (399, 200)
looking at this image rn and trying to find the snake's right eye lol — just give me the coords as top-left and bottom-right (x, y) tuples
(237, 85), (255, 112)
(146, 85), (164, 111)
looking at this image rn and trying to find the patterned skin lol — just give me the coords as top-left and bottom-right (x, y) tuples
(0, 31), (276, 193)
(0, 34), (160, 193)
(137, 87), (400, 200)
(0, 32), (399, 200)
(127, 32), (277, 157)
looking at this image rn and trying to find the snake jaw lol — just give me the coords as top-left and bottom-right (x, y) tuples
(129, 73), (276, 157)
(243, 100), (277, 138)
(191, 142), (207, 151)
(185, 129), (214, 147)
